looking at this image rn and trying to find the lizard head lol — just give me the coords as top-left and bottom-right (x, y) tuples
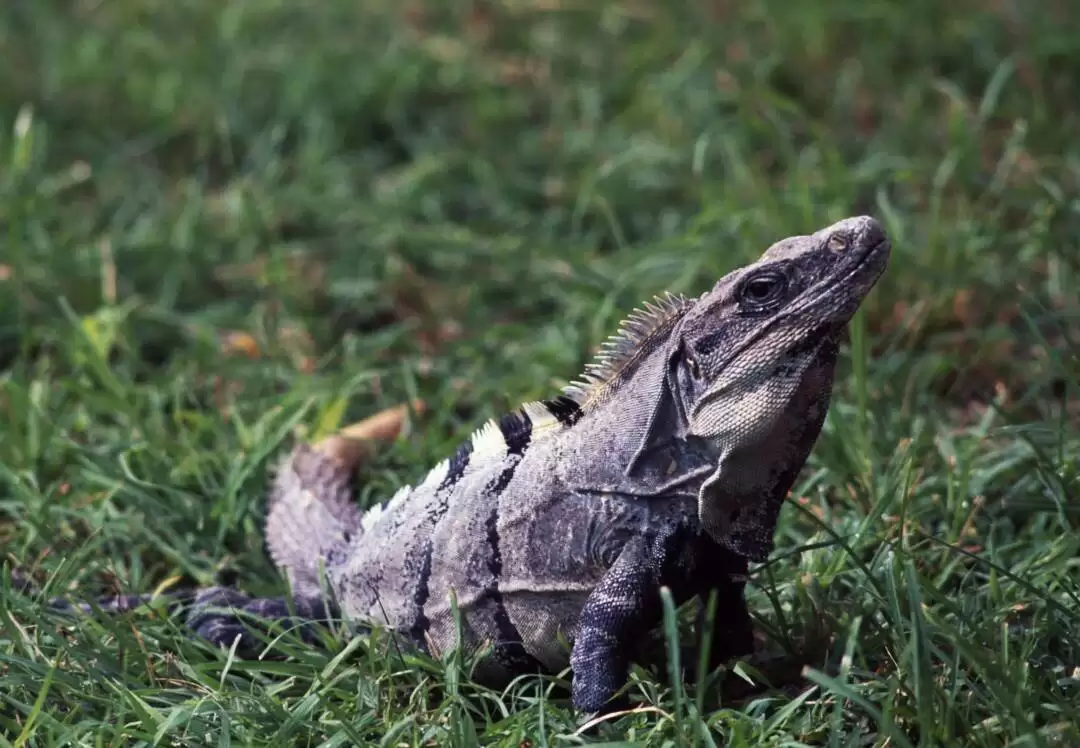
(671, 215), (891, 557)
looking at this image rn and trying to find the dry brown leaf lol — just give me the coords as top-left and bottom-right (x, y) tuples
(220, 331), (261, 358)
(314, 400), (427, 468)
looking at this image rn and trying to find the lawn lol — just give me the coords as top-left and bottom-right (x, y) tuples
(1, 0), (1079, 745)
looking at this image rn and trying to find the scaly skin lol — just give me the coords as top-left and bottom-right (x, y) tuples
(11, 216), (890, 716)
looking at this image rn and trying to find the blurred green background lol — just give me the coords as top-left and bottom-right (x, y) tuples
(1, 1), (1078, 745)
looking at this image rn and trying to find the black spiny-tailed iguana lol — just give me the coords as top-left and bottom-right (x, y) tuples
(10, 216), (890, 715)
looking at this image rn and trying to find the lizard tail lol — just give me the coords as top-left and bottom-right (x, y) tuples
(7, 567), (195, 616)
(6, 570), (332, 652)
(265, 401), (424, 596)
(264, 440), (363, 598)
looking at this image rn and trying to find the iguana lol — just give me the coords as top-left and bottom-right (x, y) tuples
(9, 215), (890, 715)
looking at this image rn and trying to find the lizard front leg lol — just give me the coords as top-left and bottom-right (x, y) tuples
(569, 534), (664, 714)
(692, 544), (755, 671)
(677, 577), (755, 683)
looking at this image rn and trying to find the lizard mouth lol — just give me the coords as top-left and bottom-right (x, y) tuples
(788, 235), (890, 335)
(842, 236), (890, 286)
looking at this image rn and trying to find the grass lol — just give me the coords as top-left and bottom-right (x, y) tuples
(1, 0), (1079, 744)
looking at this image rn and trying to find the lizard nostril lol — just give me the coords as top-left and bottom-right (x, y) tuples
(861, 216), (887, 247)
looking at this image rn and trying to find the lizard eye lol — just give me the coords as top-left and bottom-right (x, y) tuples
(739, 271), (787, 308)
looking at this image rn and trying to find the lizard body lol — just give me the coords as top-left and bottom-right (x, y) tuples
(14, 215), (890, 715)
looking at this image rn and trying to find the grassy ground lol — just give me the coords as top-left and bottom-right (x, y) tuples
(1, 0), (1079, 745)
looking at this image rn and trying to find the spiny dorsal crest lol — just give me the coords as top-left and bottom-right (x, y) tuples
(448, 293), (692, 459)
(563, 291), (695, 409)
(371, 395), (586, 513)
(356, 292), (694, 529)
